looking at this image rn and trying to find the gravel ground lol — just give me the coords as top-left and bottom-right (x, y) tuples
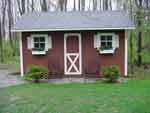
(0, 68), (25, 88)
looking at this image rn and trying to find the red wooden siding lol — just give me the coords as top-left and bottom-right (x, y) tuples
(22, 30), (125, 78)
(82, 31), (125, 77)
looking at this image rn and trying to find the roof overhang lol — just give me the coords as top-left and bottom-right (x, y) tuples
(12, 27), (135, 32)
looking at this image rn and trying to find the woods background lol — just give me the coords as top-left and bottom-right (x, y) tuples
(0, 0), (149, 73)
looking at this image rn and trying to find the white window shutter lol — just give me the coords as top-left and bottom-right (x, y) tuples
(112, 34), (119, 49)
(27, 36), (32, 49)
(94, 34), (99, 49)
(48, 36), (52, 49)
(115, 34), (119, 48)
(45, 36), (48, 51)
(45, 36), (52, 51)
(112, 34), (116, 49)
(31, 37), (34, 49)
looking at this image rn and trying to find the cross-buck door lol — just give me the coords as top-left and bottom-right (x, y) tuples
(64, 33), (82, 75)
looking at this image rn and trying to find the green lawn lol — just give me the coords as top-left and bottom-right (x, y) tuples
(0, 80), (150, 113)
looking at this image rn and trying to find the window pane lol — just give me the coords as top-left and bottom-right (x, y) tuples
(101, 36), (106, 41)
(107, 36), (112, 41)
(40, 37), (45, 42)
(34, 37), (39, 42)
(107, 42), (112, 48)
(101, 42), (106, 47)
(40, 43), (45, 49)
(34, 43), (40, 48)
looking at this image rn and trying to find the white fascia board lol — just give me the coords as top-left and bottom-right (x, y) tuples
(11, 27), (135, 32)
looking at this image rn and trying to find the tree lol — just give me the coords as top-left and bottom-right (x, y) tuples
(48, 0), (57, 11)
(103, 0), (109, 10)
(128, 0), (134, 73)
(0, 0), (7, 62)
(26, 0), (35, 12)
(40, 0), (48, 12)
(81, 0), (85, 11)
(7, 0), (14, 49)
(99, 0), (102, 10)
(93, 0), (97, 10)
(31, 0), (35, 12)
(73, 0), (76, 11)
(78, 0), (85, 11)
(109, 0), (112, 10)
(64, 0), (67, 11)
(144, 0), (149, 8)
(17, 0), (26, 15)
(1, 0), (7, 39)
(78, 0), (81, 10)
(136, 0), (143, 66)
(0, 17), (4, 62)
(57, 0), (67, 11)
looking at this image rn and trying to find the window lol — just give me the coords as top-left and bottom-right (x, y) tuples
(94, 33), (119, 54)
(94, 33), (118, 54)
(28, 34), (52, 55)
(27, 34), (52, 55)
(33, 36), (46, 51)
(100, 35), (113, 50)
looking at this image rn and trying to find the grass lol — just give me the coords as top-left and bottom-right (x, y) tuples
(0, 79), (150, 113)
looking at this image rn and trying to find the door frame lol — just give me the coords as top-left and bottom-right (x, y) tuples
(64, 33), (82, 75)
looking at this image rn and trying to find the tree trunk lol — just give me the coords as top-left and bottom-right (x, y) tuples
(129, 32), (134, 74)
(78, 0), (81, 11)
(31, 0), (35, 12)
(17, 0), (26, 15)
(81, 0), (85, 11)
(78, 0), (85, 11)
(99, 0), (101, 10)
(0, 18), (4, 62)
(58, 0), (64, 11)
(137, 0), (143, 66)
(40, 0), (48, 12)
(137, 29), (142, 66)
(109, 0), (112, 10)
(93, 0), (97, 10)
(145, 0), (149, 8)
(64, 0), (67, 11)
(103, 0), (108, 10)
(21, 0), (26, 14)
(1, 0), (7, 39)
(7, 0), (14, 50)
(73, 0), (76, 11)
(27, 0), (30, 12)
(128, 0), (134, 73)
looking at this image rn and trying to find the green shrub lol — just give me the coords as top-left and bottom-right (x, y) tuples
(102, 65), (120, 83)
(22, 65), (48, 83)
(0, 39), (19, 69)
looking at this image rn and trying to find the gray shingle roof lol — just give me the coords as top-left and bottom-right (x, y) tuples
(12, 11), (135, 32)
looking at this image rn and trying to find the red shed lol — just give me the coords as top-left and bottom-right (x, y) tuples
(12, 11), (135, 78)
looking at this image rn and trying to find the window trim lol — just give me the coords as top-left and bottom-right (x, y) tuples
(31, 34), (48, 55)
(97, 33), (115, 54)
